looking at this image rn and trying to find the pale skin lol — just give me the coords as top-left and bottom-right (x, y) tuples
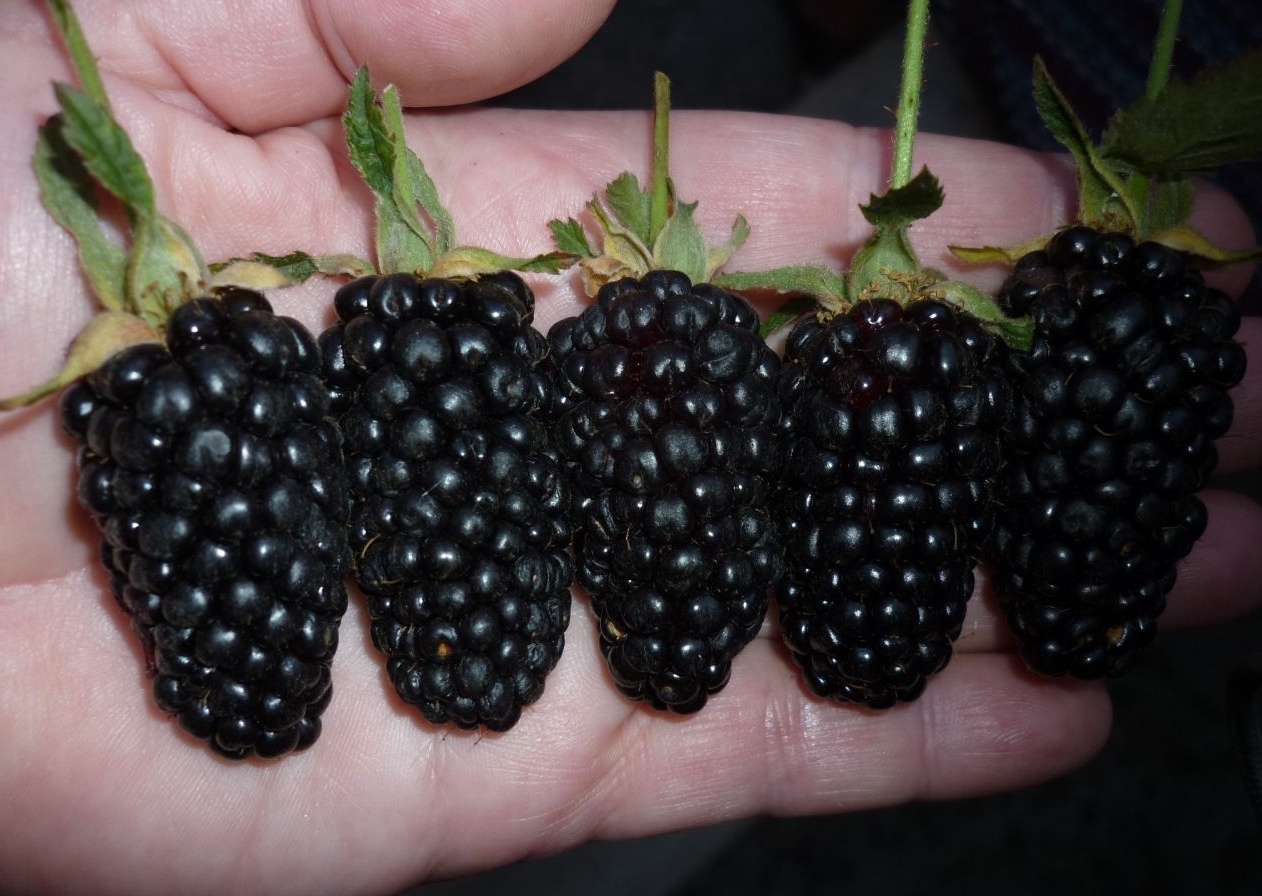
(0, 1), (1260, 893)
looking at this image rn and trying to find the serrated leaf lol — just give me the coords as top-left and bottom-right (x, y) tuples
(54, 82), (154, 221)
(34, 115), (126, 310)
(1148, 225), (1262, 268)
(549, 218), (595, 257)
(604, 172), (652, 245)
(1032, 57), (1138, 227)
(859, 168), (943, 229)
(1101, 48), (1262, 176)
(651, 199), (708, 283)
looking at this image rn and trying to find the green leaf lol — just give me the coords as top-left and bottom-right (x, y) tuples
(549, 218), (595, 257)
(33, 115), (126, 310)
(1032, 57), (1138, 227)
(47, 0), (109, 111)
(604, 172), (652, 245)
(859, 167), (943, 229)
(54, 82), (155, 222)
(651, 198), (708, 283)
(1101, 48), (1262, 176)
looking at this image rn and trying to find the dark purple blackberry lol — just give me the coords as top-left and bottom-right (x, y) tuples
(59, 289), (350, 759)
(989, 226), (1245, 678)
(776, 297), (1010, 708)
(547, 270), (782, 713)
(320, 271), (573, 732)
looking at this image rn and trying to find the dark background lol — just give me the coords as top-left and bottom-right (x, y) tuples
(409, 1), (1262, 893)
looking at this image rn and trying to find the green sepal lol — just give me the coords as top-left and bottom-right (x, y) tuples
(757, 295), (819, 339)
(209, 250), (377, 286)
(1032, 57), (1139, 229)
(34, 114), (126, 311)
(0, 311), (159, 410)
(652, 197), (709, 284)
(1146, 225), (1262, 269)
(713, 265), (847, 309)
(382, 83), (455, 258)
(948, 232), (1055, 266)
(343, 68), (435, 274)
(938, 279), (1034, 351)
(1149, 178), (1195, 234)
(428, 247), (576, 280)
(1100, 47), (1262, 177)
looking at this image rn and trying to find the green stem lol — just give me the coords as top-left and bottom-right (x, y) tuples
(48, 0), (111, 111)
(1145, 0), (1183, 101)
(891, 0), (930, 189)
(648, 72), (672, 247)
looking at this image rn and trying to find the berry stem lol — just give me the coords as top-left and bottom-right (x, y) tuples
(890, 0), (930, 190)
(648, 72), (672, 248)
(1145, 0), (1184, 102)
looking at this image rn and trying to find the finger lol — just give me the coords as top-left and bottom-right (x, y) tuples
(29, 0), (617, 131)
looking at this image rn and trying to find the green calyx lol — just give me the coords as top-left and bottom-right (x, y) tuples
(952, 0), (1262, 269)
(338, 67), (572, 281)
(550, 72), (750, 295)
(738, 0), (1031, 348)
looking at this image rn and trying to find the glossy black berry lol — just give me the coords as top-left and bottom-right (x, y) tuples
(321, 272), (573, 732)
(548, 271), (782, 713)
(61, 291), (350, 759)
(776, 298), (1010, 708)
(990, 227), (1245, 678)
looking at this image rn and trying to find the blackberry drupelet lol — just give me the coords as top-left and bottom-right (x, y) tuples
(60, 289), (350, 759)
(776, 298), (1010, 708)
(548, 270), (783, 713)
(989, 225), (1245, 678)
(320, 271), (573, 732)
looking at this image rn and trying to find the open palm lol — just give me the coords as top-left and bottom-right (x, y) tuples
(1, 1), (1260, 893)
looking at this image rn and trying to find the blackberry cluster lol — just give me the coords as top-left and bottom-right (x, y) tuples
(990, 226), (1246, 677)
(548, 270), (782, 713)
(776, 298), (1010, 708)
(60, 289), (350, 759)
(320, 272), (573, 732)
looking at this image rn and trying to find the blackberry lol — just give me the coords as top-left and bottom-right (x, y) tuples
(61, 290), (350, 758)
(988, 226), (1245, 677)
(775, 298), (1010, 707)
(548, 270), (782, 712)
(320, 271), (573, 732)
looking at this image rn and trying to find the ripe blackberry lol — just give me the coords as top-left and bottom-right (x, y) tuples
(989, 226), (1245, 677)
(775, 298), (1011, 707)
(320, 271), (573, 732)
(60, 289), (350, 759)
(548, 270), (783, 713)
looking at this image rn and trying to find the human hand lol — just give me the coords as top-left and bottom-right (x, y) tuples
(1, 1), (1260, 893)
